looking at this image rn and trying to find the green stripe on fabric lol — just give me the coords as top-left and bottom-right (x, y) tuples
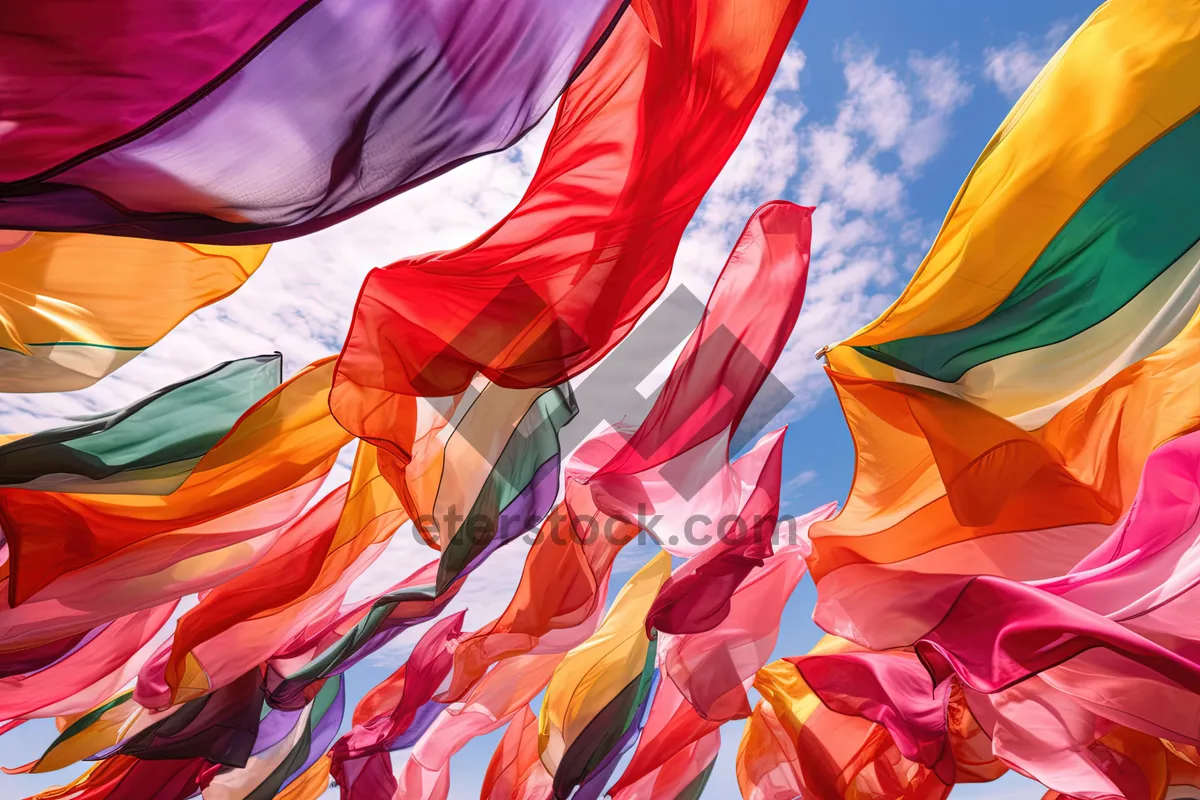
(243, 675), (342, 800)
(674, 757), (716, 800)
(438, 384), (577, 590)
(552, 639), (657, 799)
(859, 108), (1200, 382)
(0, 354), (281, 493)
(42, 691), (133, 754)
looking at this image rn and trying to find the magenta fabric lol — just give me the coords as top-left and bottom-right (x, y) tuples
(0, 0), (624, 243)
(329, 612), (466, 797)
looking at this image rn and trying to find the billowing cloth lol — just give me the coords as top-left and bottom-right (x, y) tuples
(204, 675), (344, 800)
(482, 706), (553, 800)
(0, 232), (267, 391)
(607, 674), (720, 799)
(809, 0), (1200, 645)
(830, 0), (1200, 415)
(446, 201), (814, 697)
(797, 431), (1200, 793)
(389, 653), (563, 799)
(794, 5), (1200, 793)
(0, 355), (281, 494)
(19, 669), (262, 775)
(0, 0), (626, 243)
(656, 503), (836, 723)
(0, 357), (349, 609)
(24, 676), (343, 800)
(538, 552), (669, 799)
(741, 650), (1003, 800)
(611, 731), (717, 800)
(328, 612), (464, 798)
(24, 755), (212, 800)
(147, 442), (405, 708)
(331, 0), (809, 427)
(0, 602), (175, 725)
(159, 383), (576, 711)
(643, 428), (784, 638)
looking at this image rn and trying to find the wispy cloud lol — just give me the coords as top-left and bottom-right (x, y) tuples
(787, 470), (818, 490)
(982, 20), (1074, 99)
(777, 43), (971, 414)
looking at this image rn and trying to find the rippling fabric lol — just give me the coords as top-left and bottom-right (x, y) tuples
(0, 358), (349, 608)
(237, 385), (573, 713)
(331, 0), (809, 433)
(151, 442), (405, 707)
(656, 503), (835, 724)
(0, 603), (174, 726)
(329, 613), (464, 798)
(0, 355), (280, 494)
(446, 202), (815, 698)
(831, 0), (1200, 387)
(482, 706), (552, 800)
(800, 431), (1200, 792)
(538, 552), (668, 799)
(25, 755), (211, 800)
(390, 653), (563, 800)
(0, 232), (267, 391)
(809, 0), (1200, 654)
(20, 669), (260, 776)
(0, 0), (626, 243)
(204, 675), (343, 800)
(747, 654), (962, 800)
(607, 674), (719, 799)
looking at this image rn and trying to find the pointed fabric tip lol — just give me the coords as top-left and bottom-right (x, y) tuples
(630, 0), (662, 45)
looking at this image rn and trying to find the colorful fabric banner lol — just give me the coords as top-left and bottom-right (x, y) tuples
(330, 0), (808, 428)
(0, 355), (281, 494)
(0, 232), (267, 392)
(0, 0), (626, 243)
(445, 201), (814, 698)
(0, 358), (349, 609)
(538, 552), (669, 799)
(809, 0), (1200, 652)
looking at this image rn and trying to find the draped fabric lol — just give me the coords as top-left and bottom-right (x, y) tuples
(738, 650), (1004, 800)
(330, 0), (809, 423)
(0, 233), (267, 392)
(0, 0), (840, 792)
(793, 3), (1200, 797)
(537, 552), (669, 799)
(0, 355), (281, 494)
(607, 674), (720, 799)
(809, 0), (1200, 644)
(446, 202), (814, 699)
(0, 357), (349, 608)
(482, 706), (553, 800)
(0, 0), (627, 244)
(390, 653), (563, 799)
(656, 503), (836, 723)
(323, 611), (461, 798)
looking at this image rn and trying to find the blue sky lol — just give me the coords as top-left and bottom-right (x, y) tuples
(0, 2), (1104, 798)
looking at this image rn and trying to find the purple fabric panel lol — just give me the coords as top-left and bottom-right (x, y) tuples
(0, 0), (307, 180)
(313, 454), (561, 678)
(386, 699), (447, 752)
(279, 678), (346, 789)
(0, 0), (625, 244)
(572, 671), (659, 800)
(252, 706), (306, 756)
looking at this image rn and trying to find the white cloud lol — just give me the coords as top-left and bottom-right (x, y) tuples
(787, 470), (817, 490)
(774, 43), (970, 415)
(983, 21), (1073, 99)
